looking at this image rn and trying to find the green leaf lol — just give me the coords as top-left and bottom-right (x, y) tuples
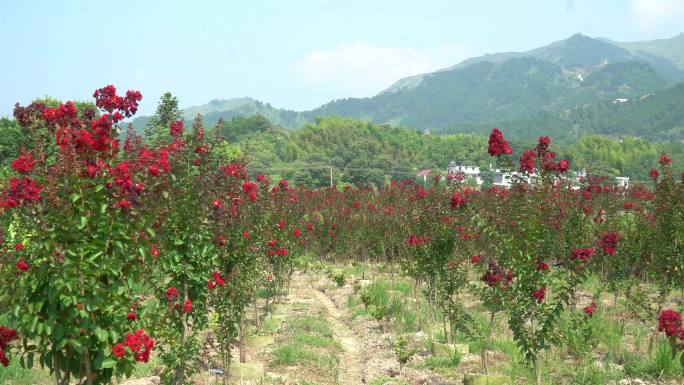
(70, 193), (81, 203)
(78, 216), (89, 230)
(101, 357), (117, 369)
(94, 327), (108, 343)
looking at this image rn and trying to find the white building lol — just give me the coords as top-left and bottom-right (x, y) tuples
(616, 177), (629, 189)
(446, 162), (483, 185)
(492, 170), (537, 188)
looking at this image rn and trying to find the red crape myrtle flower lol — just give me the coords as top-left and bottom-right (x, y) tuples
(1, 326), (19, 364)
(658, 154), (672, 166)
(481, 261), (512, 288)
(15, 259), (29, 272)
(649, 169), (659, 180)
(532, 287), (546, 303)
(471, 255), (482, 264)
(658, 309), (682, 337)
(536, 261), (549, 271)
(166, 287), (179, 302)
(0, 350), (9, 367)
(127, 312), (137, 321)
(10, 151), (35, 174)
(112, 343), (126, 358)
(14, 243), (24, 251)
(123, 329), (154, 363)
(169, 120), (184, 137)
(487, 128), (513, 156)
(208, 271), (225, 290)
(598, 232), (620, 256)
(519, 150), (536, 174)
(583, 302), (597, 317)
(183, 299), (192, 314)
(450, 191), (467, 210)
(571, 247), (595, 262)
(4, 177), (43, 206)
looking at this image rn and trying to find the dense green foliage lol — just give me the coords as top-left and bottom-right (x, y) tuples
(223, 115), (681, 185)
(455, 83), (684, 141)
(311, 58), (667, 130)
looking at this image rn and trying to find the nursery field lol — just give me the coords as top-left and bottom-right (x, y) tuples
(0, 85), (683, 385)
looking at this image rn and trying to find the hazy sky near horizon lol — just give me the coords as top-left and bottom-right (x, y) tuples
(1, 0), (684, 117)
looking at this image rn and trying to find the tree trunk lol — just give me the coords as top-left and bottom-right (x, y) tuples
(481, 311), (496, 375)
(239, 316), (246, 363)
(174, 283), (190, 385)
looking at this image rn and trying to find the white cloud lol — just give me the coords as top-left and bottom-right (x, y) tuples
(631, 0), (684, 30)
(289, 42), (469, 97)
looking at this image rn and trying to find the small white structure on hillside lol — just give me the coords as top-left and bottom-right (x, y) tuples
(492, 170), (537, 188)
(616, 177), (629, 189)
(446, 162), (483, 185)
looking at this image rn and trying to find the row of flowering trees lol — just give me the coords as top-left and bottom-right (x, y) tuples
(0, 85), (683, 384)
(0, 86), (304, 385)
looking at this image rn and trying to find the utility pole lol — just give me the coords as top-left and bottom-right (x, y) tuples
(330, 166), (333, 188)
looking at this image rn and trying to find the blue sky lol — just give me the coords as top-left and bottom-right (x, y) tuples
(1, 0), (683, 117)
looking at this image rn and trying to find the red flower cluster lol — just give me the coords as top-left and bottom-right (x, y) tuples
(208, 271), (225, 289)
(10, 151), (35, 174)
(471, 254), (482, 264)
(536, 260), (549, 271)
(165, 287), (179, 302)
(127, 312), (137, 321)
(658, 154), (672, 166)
(112, 343), (126, 358)
(183, 299), (192, 314)
(406, 234), (430, 246)
(122, 329), (155, 362)
(450, 191), (467, 210)
(598, 232), (620, 256)
(487, 128), (513, 156)
(242, 180), (258, 201)
(535, 136), (551, 156)
(0, 326), (18, 366)
(519, 150), (536, 174)
(532, 287), (546, 303)
(292, 228), (302, 238)
(649, 169), (659, 180)
(15, 259), (29, 272)
(169, 120), (184, 137)
(267, 239), (288, 256)
(41, 101), (79, 127)
(583, 302), (597, 317)
(570, 247), (595, 262)
(93, 85), (142, 117)
(481, 261), (513, 288)
(220, 162), (247, 179)
(658, 309), (682, 337)
(1, 177), (43, 207)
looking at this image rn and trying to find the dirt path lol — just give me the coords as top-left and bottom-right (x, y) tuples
(307, 287), (366, 385)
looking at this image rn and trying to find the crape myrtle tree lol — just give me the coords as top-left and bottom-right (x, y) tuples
(145, 92), (182, 144)
(0, 86), (158, 385)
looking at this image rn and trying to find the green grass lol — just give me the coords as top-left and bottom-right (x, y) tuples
(0, 359), (50, 385)
(269, 313), (341, 382)
(623, 340), (684, 379)
(294, 333), (341, 348)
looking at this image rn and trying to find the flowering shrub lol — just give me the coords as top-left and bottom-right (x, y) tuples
(1, 88), (683, 385)
(0, 86), (160, 385)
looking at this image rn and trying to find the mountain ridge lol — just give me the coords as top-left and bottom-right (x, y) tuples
(130, 33), (684, 141)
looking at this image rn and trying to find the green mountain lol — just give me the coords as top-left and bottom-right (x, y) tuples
(310, 57), (667, 129)
(454, 82), (684, 142)
(612, 33), (684, 72)
(130, 97), (306, 131)
(130, 33), (684, 141)
(382, 33), (684, 94)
